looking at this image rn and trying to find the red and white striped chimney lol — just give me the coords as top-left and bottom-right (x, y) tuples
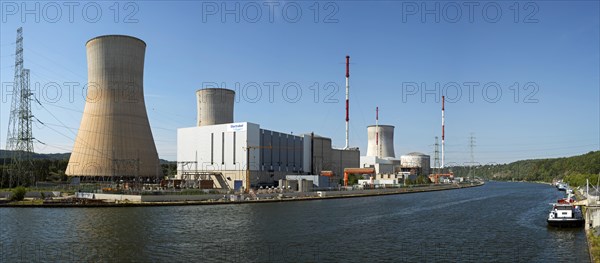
(442, 95), (445, 168)
(345, 55), (350, 149)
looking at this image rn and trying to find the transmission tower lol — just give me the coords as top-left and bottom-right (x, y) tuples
(433, 136), (440, 175)
(468, 133), (476, 182)
(5, 27), (34, 187)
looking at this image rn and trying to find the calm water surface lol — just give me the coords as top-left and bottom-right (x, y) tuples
(0, 182), (589, 262)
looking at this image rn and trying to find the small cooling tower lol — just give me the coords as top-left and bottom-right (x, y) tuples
(196, 88), (235, 126)
(366, 125), (395, 158)
(66, 35), (161, 177)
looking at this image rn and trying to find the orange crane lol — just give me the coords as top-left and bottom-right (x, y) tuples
(429, 172), (454, 184)
(320, 171), (334, 177)
(343, 168), (376, 187)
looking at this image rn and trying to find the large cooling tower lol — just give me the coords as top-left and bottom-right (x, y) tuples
(196, 88), (235, 126)
(66, 35), (161, 177)
(366, 125), (395, 158)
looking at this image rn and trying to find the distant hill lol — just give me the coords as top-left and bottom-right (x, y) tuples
(159, 159), (175, 165)
(0, 150), (175, 164)
(450, 151), (600, 183)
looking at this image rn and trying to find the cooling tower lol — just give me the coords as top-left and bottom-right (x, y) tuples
(196, 88), (235, 126)
(366, 125), (395, 158)
(66, 35), (161, 177)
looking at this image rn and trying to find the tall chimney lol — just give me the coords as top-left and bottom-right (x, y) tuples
(345, 55), (350, 149)
(442, 95), (445, 168)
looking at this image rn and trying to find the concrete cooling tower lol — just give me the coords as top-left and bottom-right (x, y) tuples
(366, 125), (395, 158)
(196, 88), (235, 126)
(66, 35), (161, 178)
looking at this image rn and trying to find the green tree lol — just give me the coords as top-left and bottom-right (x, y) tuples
(415, 175), (431, 185)
(11, 186), (26, 201)
(449, 151), (600, 183)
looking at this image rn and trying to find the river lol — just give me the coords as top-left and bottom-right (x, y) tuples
(0, 182), (589, 262)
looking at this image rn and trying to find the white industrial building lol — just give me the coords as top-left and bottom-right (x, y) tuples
(360, 156), (397, 175)
(178, 122), (303, 188)
(177, 88), (359, 190)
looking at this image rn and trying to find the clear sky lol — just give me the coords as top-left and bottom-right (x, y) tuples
(1, 1), (598, 165)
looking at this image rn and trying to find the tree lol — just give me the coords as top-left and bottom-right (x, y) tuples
(415, 175), (431, 185)
(449, 151), (600, 183)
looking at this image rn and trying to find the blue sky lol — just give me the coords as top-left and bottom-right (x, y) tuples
(1, 1), (598, 164)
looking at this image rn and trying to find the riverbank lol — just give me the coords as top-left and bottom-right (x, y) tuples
(586, 229), (600, 263)
(0, 182), (484, 208)
(572, 186), (599, 263)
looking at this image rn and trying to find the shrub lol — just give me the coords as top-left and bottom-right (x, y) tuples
(11, 186), (27, 201)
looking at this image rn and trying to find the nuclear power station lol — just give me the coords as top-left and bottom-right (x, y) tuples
(359, 107), (432, 185)
(49, 35), (446, 194)
(177, 87), (360, 190)
(66, 35), (161, 179)
(175, 56), (363, 191)
(0, 24), (478, 208)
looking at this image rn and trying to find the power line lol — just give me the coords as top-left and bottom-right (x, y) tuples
(38, 100), (177, 132)
(27, 47), (86, 80)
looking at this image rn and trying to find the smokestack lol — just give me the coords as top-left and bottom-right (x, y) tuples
(345, 55), (350, 149)
(442, 95), (445, 168)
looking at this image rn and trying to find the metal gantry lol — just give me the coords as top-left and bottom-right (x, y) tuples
(5, 27), (35, 187)
(469, 133), (476, 182)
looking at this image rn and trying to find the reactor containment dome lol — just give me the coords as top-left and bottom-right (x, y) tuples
(400, 152), (431, 175)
